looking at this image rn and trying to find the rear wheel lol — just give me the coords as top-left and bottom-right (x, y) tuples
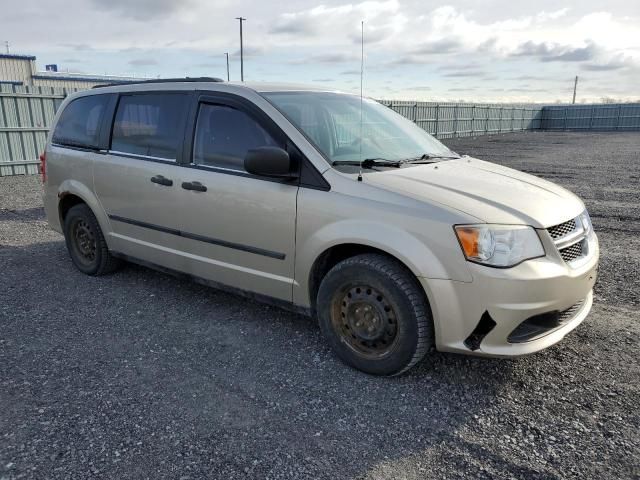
(63, 204), (121, 275)
(317, 254), (434, 376)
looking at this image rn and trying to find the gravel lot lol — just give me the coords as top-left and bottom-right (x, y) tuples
(1, 131), (639, 479)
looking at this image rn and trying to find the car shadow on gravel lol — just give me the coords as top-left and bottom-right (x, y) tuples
(0, 238), (548, 479)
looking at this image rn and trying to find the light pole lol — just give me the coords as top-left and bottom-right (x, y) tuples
(224, 52), (230, 81)
(235, 17), (246, 81)
(572, 75), (579, 104)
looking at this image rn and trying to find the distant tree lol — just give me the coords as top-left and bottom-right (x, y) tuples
(601, 97), (617, 104)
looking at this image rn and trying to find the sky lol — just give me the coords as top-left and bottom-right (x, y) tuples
(4, 0), (640, 102)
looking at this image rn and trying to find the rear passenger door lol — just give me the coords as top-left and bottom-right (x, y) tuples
(94, 91), (193, 267)
(175, 93), (299, 301)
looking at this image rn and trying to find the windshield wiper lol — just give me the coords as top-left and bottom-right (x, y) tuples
(403, 153), (461, 163)
(332, 158), (403, 168)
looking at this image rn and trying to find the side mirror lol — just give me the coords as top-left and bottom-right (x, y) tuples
(244, 147), (297, 178)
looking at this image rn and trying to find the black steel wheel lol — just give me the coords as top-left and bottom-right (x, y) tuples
(69, 217), (97, 266)
(333, 285), (399, 359)
(317, 253), (434, 376)
(63, 203), (121, 276)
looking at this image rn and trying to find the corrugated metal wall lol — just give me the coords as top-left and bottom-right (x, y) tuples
(0, 85), (638, 177)
(0, 84), (75, 176)
(541, 103), (640, 131)
(379, 101), (543, 138)
(0, 56), (37, 85)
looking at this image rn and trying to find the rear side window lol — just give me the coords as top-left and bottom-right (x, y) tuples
(111, 93), (188, 161)
(193, 104), (279, 171)
(52, 95), (110, 149)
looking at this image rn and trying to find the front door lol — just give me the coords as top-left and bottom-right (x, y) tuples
(175, 96), (299, 301)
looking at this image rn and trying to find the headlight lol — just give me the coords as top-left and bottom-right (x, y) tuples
(579, 210), (592, 234)
(454, 224), (545, 267)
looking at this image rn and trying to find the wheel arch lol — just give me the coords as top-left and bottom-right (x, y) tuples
(307, 243), (426, 315)
(57, 179), (111, 245)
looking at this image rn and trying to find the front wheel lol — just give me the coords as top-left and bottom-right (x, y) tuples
(317, 254), (434, 376)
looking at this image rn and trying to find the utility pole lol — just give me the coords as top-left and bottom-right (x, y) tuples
(224, 52), (230, 81)
(4, 41), (9, 54)
(235, 17), (246, 81)
(572, 75), (578, 104)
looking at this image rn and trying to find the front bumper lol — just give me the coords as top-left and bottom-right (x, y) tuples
(420, 233), (599, 357)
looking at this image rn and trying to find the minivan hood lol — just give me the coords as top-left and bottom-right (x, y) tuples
(366, 157), (584, 228)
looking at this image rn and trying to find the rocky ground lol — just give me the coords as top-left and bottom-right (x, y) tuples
(1, 131), (638, 479)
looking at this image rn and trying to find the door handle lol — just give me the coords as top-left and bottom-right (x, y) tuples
(150, 175), (173, 186)
(181, 181), (207, 192)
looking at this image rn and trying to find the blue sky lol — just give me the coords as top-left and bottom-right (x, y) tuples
(4, 0), (640, 102)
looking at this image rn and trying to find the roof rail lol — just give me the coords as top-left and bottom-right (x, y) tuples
(92, 77), (225, 89)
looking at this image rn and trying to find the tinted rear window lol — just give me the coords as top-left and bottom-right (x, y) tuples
(52, 95), (110, 149)
(111, 93), (188, 161)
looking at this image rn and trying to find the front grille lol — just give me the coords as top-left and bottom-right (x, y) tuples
(548, 219), (577, 240)
(547, 215), (589, 266)
(559, 241), (584, 262)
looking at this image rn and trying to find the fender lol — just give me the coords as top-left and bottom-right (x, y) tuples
(57, 179), (113, 248)
(293, 219), (472, 308)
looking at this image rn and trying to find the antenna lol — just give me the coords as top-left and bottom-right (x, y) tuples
(358, 20), (364, 182)
(236, 17), (246, 81)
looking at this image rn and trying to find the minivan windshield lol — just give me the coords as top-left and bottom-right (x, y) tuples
(263, 92), (456, 168)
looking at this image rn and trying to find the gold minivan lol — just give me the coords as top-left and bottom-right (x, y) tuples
(42, 79), (599, 375)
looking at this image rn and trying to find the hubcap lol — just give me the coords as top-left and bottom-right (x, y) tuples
(73, 219), (96, 262)
(333, 286), (398, 358)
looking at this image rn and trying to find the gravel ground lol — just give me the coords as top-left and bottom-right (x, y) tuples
(1, 131), (639, 480)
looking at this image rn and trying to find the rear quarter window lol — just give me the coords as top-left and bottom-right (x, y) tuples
(52, 95), (110, 149)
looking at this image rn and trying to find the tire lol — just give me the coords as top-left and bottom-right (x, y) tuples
(317, 253), (434, 376)
(63, 204), (121, 276)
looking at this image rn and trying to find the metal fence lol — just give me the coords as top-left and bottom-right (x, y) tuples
(0, 84), (638, 177)
(541, 103), (640, 131)
(0, 84), (74, 176)
(379, 101), (543, 138)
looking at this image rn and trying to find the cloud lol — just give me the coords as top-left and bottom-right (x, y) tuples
(536, 8), (570, 22)
(268, 0), (406, 46)
(512, 41), (597, 62)
(443, 71), (484, 77)
(231, 46), (265, 57)
(412, 38), (462, 55)
(581, 53), (637, 71)
(88, 0), (193, 20)
(60, 43), (94, 52)
(312, 78), (334, 82)
(291, 53), (358, 65)
(582, 63), (625, 72)
(128, 58), (159, 66)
